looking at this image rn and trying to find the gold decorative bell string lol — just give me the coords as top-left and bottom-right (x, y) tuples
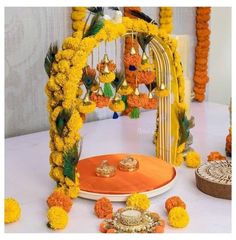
(121, 79), (128, 88)
(130, 46), (136, 55)
(103, 64), (110, 74)
(103, 53), (109, 64)
(134, 87), (140, 96)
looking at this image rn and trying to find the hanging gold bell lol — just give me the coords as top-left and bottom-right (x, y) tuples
(134, 87), (140, 96)
(148, 91), (153, 99)
(121, 79), (128, 87)
(160, 82), (166, 90)
(141, 52), (148, 63)
(130, 46), (136, 55)
(114, 92), (121, 101)
(97, 87), (104, 96)
(103, 53), (110, 64)
(103, 64), (110, 74)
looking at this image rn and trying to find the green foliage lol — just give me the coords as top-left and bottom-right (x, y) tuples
(131, 107), (140, 119)
(177, 109), (190, 146)
(103, 83), (114, 97)
(44, 42), (58, 77)
(56, 109), (71, 136)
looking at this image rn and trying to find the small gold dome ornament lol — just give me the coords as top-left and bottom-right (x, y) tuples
(97, 87), (104, 96)
(96, 160), (116, 178)
(160, 82), (166, 90)
(103, 64), (110, 74)
(103, 53), (110, 64)
(148, 92), (153, 99)
(141, 52), (148, 63)
(121, 79), (128, 87)
(83, 92), (91, 103)
(130, 46), (136, 55)
(134, 87), (140, 96)
(114, 92), (121, 101)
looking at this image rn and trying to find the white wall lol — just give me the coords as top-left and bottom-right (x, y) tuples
(5, 7), (231, 137)
(208, 7), (231, 104)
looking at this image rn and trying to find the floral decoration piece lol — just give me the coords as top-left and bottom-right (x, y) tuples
(94, 197), (113, 218)
(90, 91), (110, 108)
(168, 207), (189, 228)
(4, 198), (21, 224)
(186, 151), (201, 168)
(47, 206), (69, 230)
(165, 196), (186, 213)
(159, 7), (173, 34)
(47, 191), (73, 212)
(193, 7), (211, 102)
(207, 152), (226, 161)
(71, 7), (87, 32)
(126, 193), (150, 211)
(172, 153), (184, 167)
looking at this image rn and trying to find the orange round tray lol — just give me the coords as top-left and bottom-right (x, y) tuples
(77, 153), (176, 194)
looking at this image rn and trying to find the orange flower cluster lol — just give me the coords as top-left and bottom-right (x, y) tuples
(137, 70), (156, 85)
(143, 97), (158, 110)
(226, 132), (232, 157)
(207, 152), (226, 161)
(193, 7), (211, 102)
(94, 197), (113, 218)
(97, 60), (116, 73)
(90, 92), (110, 108)
(47, 191), (73, 213)
(83, 65), (96, 78)
(165, 196), (186, 213)
(127, 93), (148, 108)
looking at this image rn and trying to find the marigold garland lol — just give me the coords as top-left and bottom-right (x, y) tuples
(143, 97), (158, 110)
(185, 151), (201, 168)
(47, 206), (68, 230)
(126, 193), (150, 211)
(159, 7), (173, 34)
(165, 196), (186, 213)
(4, 198), (21, 224)
(71, 7), (87, 32)
(172, 153), (184, 167)
(90, 92), (110, 108)
(78, 100), (96, 114)
(98, 72), (116, 83)
(109, 99), (125, 112)
(193, 7), (211, 102)
(168, 207), (189, 228)
(94, 197), (113, 218)
(47, 191), (73, 212)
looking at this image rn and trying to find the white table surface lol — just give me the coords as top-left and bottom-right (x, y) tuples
(5, 102), (231, 233)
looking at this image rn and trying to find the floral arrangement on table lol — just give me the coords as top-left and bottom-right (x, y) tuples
(96, 193), (189, 233)
(193, 7), (211, 102)
(44, 6), (191, 230)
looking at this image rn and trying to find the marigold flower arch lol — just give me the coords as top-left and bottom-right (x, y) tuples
(45, 17), (185, 199)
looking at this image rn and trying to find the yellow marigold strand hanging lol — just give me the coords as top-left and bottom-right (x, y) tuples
(71, 7), (87, 32)
(159, 7), (173, 34)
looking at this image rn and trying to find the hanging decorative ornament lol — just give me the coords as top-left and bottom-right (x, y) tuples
(155, 82), (169, 97)
(78, 91), (96, 114)
(97, 43), (116, 97)
(143, 91), (158, 110)
(90, 87), (110, 108)
(82, 65), (97, 91)
(117, 79), (133, 96)
(130, 46), (136, 55)
(109, 92), (125, 113)
(137, 62), (156, 85)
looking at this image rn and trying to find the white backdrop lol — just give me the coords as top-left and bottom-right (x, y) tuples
(5, 7), (231, 137)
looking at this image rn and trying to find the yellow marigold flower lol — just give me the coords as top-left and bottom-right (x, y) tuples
(61, 49), (75, 60)
(168, 207), (189, 228)
(109, 100), (125, 112)
(62, 37), (80, 51)
(72, 30), (83, 39)
(50, 151), (63, 166)
(50, 166), (65, 183)
(126, 193), (150, 211)
(5, 198), (21, 224)
(71, 10), (86, 21)
(173, 153), (184, 167)
(47, 76), (60, 91)
(65, 176), (79, 187)
(177, 143), (185, 154)
(77, 87), (83, 97)
(68, 186), (80, 199)
(155, 89), (169, 97)
(53, 90), (64, 101)
(186, 151), (201, 168)
(99, 72), (116, 83)
(54, 135), (64, 151)
(118, 86), (133, 96)
(51, 106), (63, 121)
(67, 110), (83, 131)
(47, 206), (68, 230)
(79, 101), (96, 114)
(139, 63), (155, 71)
(58, 60), (70, 74)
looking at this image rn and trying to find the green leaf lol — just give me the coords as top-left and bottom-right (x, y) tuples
(44, 42), (58, 77)
(177, 109), (190, 145)
(56, 109), (71, 136)
(63, 145), (79, 181)
(83, 16), (104, 38)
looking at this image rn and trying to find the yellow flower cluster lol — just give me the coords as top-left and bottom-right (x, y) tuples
(173, 153), (184, 167)
(79, 101), (96, 114)
(99, 72), (116, 83)
(109, 100), (125, 112)
(47, 206), (68, 230)
(177, 143), (186, 154)
(159, 7), (173, 34)
(71, 7), (86, 32)
(4, 198), (21, 224)
(118, 85), (133, 95)
(186, 151), (201, 168)
(155, 88), (169, 97)
(126, 193), (150, 211)
(168, 207), (189, 228)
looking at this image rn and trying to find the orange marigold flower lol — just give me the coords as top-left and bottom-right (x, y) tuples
(97, 61), (116, 73)
(143, 97), (158, 110)
(137, 70), (156, 84)
(127, 93), (148, 108)
(94, 197), (113, 218)
(124, 53), (141, 67)
(47, 191), (73, 213)
(165, 196), (186, 213)
(90, 92), (110, 108)
(207, 152), (226, 161)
